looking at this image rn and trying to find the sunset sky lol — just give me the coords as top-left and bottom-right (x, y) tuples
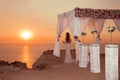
(0, 0), (120, 44)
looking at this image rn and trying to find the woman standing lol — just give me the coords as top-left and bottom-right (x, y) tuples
(63, 32), (73, 63)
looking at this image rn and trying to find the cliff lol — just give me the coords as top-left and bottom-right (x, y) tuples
(32, 49), (76, 69)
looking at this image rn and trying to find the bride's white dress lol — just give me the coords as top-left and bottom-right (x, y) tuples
(64, 43), (73, 63)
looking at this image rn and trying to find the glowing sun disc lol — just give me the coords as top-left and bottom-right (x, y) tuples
(20, 30), (32, 40)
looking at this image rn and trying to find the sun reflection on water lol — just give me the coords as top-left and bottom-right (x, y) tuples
(21, 45), (33, 68)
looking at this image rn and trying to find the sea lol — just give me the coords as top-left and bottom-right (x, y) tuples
(0, 44), (55, 68)
(0, 43), (119, 68)
(0, 43), (75, 68)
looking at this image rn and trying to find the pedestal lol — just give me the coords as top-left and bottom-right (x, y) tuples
(90, 44), (100, 73)
(79, 44), (88, 68)
(105, 44), (119, 80)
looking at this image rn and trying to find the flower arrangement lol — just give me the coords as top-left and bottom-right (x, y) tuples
(81, 32), (87, 36)
(107, 26), (116, 33)
(74, 36), (78, 39)
(91, 29), (97, 34)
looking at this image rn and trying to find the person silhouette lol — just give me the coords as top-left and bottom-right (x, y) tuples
(63, 32), (73, 63)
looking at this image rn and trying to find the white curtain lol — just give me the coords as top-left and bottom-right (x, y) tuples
(53, 13), (68, 57)
(53, 36), (60, 57)
(91, 19), (105, 43)
(78, 17), (90, 35)
(91, 18), (105, 34)
(96, 19), (105, 34)
(64, 11), (80, 61)
(96, 19), (105, 44)
(79, 44), (88, 68)
(90, 44), (100, 73)
(65, 14), (90, 61)
(113, 19), (120, 31)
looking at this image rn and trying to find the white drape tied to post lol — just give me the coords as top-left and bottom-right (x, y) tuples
(91, 19), (105, 43)
(95, 19), (105, 34)
(90, 44), (100, 73)
(70, 17), (81, 62)
(53, 35), (60, 57)
(113, 19), (120, 31)
(79, 44), (88, 68)
(68, 17), (81, 62)
(53, 13), (68, 57)
(75, 41), (81, 61)
(78, 17), (90, 35)
(96, 19), (105, 43)
(105, 44), (119, 80)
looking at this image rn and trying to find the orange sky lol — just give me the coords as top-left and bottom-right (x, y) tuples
(0, 0), (120, 44)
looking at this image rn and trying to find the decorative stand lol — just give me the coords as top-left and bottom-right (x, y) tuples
(79, 44), (88, 68)
(105, 44), (119, 80)
(90, 44), (100, 73)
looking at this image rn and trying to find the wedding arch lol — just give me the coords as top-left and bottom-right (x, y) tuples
(53, 7), (120, 58)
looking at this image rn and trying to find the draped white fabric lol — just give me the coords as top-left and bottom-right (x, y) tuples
(105, 45), (119, 80)
(75, 41), (81, 61)
(65, 15), (90, 61)
(113, 19), (120, 31)
(53, 13), (68, 57)
(64, 43), (73, 63)
(96, 19), (105, 34)
(90, 44), (100, 73)
(53, 37), (60, 57)
(78, 17), (90, 35)
(65, 10), (79, 36)
(66, 16), (90, 36)
(66, 16), (81, 61)
(95, 19), (105, 43)
(68, 17), (81, 36)
(91, 18), (105, 34)
(79, 44), (88, 68)
(91, 19), (105, 43)
(57, 13), (68, 35)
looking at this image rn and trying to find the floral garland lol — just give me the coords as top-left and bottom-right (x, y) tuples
(74, 7), (120, 19)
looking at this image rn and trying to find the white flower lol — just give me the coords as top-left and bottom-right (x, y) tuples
(91, 29), (97, 34)
(107, 26), (116, 32)
(81, 32), (87, 36)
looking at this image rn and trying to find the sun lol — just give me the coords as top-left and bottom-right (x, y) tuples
(20, 30), (33, 40)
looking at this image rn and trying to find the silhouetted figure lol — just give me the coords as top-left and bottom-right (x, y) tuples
(63, 32), (73, 63)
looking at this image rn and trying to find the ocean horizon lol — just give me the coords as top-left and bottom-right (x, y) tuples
(0, 43), (119, 68)
(0, 43), (55, 68)
(0, 43), (75, 68)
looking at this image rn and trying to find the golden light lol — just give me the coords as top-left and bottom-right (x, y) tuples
(20, 30), (33, 40)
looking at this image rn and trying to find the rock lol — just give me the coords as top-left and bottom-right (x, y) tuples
(0, 60), (9, 66)
(32, 49), (76, 70)
(10, 61), (28, 69)
(0, 65), (21, 73)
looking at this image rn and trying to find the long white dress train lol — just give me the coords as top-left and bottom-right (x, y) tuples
(64, 43), (73, 63)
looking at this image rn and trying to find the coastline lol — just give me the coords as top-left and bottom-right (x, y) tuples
(0, 49), (119, 80)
